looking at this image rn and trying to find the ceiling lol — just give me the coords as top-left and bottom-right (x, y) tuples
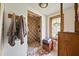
(27, 3), (60, 16)
(5, 3), (73, 16)
(26, 3), (73, 16)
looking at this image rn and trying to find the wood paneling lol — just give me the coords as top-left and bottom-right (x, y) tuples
(28, 11), (41, 45)
(75, 21), (79, 32)
(60, 3), (64, 32)
(58, 3), (79, 56)
(58, 32), (79, 56)
(74, 3), (79, 33)
(8, 13), (25, 20)
(74, 3), (78, 22)
(8, 13), (19, 20)
(28, 11), (41, 18)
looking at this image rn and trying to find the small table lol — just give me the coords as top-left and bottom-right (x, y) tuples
(42, 39), (53, 52)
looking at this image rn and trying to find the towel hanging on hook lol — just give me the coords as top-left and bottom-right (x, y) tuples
(7, 13), (27, 47)
(7, 13), (17, 46)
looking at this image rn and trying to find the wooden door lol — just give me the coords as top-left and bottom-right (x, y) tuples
(28, 11), (41, 45)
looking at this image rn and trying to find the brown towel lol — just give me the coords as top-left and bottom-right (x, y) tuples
(17, 15), (27, 44)
(7, 13), (17, 46)
(7, 14), (27, 46)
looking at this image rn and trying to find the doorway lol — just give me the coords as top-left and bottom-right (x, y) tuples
(27, 10), (41, 47)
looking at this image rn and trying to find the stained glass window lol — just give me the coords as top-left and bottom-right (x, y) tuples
(52, 17), (61, 39)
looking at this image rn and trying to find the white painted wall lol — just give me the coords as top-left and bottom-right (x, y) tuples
(0, 3), (4, 56)
(4, 4), (28, 56)
(0, 3), (1, 56)
(64, 7), (75, 32)
(3, 3), (46, 56)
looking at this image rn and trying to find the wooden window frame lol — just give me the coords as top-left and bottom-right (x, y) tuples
(49, 15), (61, 38)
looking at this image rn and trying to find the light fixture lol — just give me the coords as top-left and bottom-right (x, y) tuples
(39, 3), (48, 8)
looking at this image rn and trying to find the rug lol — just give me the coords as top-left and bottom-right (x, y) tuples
(35, 47), (49, 56)
(27, 40), (58, 56)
